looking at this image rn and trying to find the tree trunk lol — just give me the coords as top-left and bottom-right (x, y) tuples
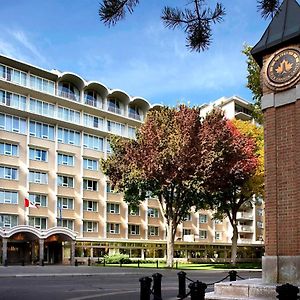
(166, 221), (175, 268)
(231, 223), (238, 266)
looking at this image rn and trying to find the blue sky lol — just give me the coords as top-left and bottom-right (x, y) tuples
(0, 0), (269, 106)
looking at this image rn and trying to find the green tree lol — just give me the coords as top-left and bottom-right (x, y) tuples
(200, 113), (260, 265)
(99, 0), (282, 52)
(243, 45), (263, 124)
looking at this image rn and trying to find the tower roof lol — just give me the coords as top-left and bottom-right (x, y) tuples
(251, 0), (300, 66)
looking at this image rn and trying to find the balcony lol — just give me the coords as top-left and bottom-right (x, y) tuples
(238, 225), (253, 233)
(58, 89), (80, 102)
(107, 105), (123, 115)
(237, 212), (253, 220)
(129, 112), (142, 121)
(84, 95), (101, 108)
(237, 238), (253, 244)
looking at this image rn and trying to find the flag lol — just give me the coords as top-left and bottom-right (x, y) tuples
(24, 198), (39, 208)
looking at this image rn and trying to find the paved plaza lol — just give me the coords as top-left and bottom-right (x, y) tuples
(0, 266), (261, 299)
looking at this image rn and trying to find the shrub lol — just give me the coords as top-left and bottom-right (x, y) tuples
(104, 253), (131, 264)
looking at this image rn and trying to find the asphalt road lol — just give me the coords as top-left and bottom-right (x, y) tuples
(0, 267), (261, 300)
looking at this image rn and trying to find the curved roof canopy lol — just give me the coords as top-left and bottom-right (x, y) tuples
(252, 0), (300, 67)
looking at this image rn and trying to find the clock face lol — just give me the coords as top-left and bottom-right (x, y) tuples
(266, 48), (300, 90)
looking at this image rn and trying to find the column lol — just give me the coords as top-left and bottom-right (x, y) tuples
(39, 239), (44, 265)
(2, 238), (7, 266)
(70, 241), (75, 265)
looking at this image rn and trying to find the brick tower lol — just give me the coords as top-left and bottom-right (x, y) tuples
(252, 0), (300, 285)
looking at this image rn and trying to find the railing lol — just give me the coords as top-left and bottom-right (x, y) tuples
(129, 111), (142, 121)
(107, 105), (123, 115)
(58, 90), (80, 102)
(237, 225), (253, 232)
(84, 95), (102, 108)
(236, 212), (253, 220)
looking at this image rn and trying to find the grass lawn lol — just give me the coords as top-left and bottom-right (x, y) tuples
(97, 261), (261, 270)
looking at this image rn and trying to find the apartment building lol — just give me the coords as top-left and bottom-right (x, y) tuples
(0, 55), (263, 265)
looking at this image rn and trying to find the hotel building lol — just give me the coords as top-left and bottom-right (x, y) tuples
(0, 55), (264, 265)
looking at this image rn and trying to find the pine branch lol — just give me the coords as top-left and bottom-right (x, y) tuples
(257, 0), (280, 19)
(99, 0), (140, 27)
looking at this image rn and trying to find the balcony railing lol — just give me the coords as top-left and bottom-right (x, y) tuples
(129, 112), (142, 121)
(237, 212), (253, 220)
(237, 238), (253, 244)
(237, 225), (253, 232)
(84, 95), (102, 108)
(58, 90), (80, 102)
(107, 105), (123, 115)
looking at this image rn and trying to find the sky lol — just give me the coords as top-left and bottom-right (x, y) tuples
(0, 0), (270, 107)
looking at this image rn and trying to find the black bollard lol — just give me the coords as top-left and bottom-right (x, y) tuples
(152, 273), (162, 300)
(189, 281), (207, 300)
(138, 260), (140, 268)
(103, 258), (105, 267)
(21, 260), (25, 266)
(75, 259), (78, 267)
(4, 259), (8, 267)
(120, 259), (123, 267)
(276, 283), (300, 300)
(41, 259), (44, 266)
(229, 270), (237, 281)
(139, 276), (152, 300)
(177, 271), (187, 298)
(88, 257), (91, 266)
(156, 260), (159, 269)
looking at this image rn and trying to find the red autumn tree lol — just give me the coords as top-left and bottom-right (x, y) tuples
(200, 110), (259, 265)
(102, 105), (206, 267)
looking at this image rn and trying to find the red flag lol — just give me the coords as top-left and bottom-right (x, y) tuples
(24, 198), (39, 208)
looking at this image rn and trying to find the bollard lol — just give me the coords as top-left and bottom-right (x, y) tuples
(177, 271), (187, 298)
(120, 259), (123, 267)
(152, 273), (162, 300)
(139, 276), (152, 300)
(4, 259), (8, 267)
(229, 270), (237, 281)
(276, 283), (300, 300)
(22, 260), (25, 266)
(103, 258), (105, 267)
(75, 259), (78, 267)
(88, 257), (91, 266)
(138, 260), (140, 268)
(176, 261), (178, 269)
(189, 281), (207, 300)
(41, 259), (44, 266)
(156, 260), (159, 269)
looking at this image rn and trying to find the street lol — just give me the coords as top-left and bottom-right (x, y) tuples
(0, 266), (261, 300)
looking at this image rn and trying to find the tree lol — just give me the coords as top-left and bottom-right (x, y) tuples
(99, 0), (283, 52)
(101, 106), (207, 267)
(199, 112), (260, 265)
(243, 45), (263, 124)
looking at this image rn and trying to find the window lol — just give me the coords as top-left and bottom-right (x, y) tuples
(199, 214), (208, 223)
(83, 221), (98, 232)
(83, 158), (98, 170)
(128, 224), (140, 235)
(29, 121), (54, 140)
(148, 226), (159, 236)
(58, 82), (80, 101)
(29, 217), (47, 229)
(83, 179), (98, 191)
(0, 190), (18, 204)
(0, 166), (18, 180)
(57, 197), (74, 209)
(214, 219), (223, 224)
(57, 128), (80, 146)
(83, 200), (98, 212)
(0, 90), (26, 111)
(106, 140), (112, 154)
(0, 214), (18, 228)
(29, 171), (48, 184)
(83, 113), (103, 129)
(0, 113), (26, 134)
(0, 142), (18, 156)
(58, 153), (74, 166)
(257, 221), (264, 229)
(0, 64), (27, 86)
(129, 205), (140, 216)
(183, 214), (192, 221)
(60, 219), (74, 230)
(29, 98), (55, 117)
(215, 231), (222, 240)
(106, 223), (120, 234)
(107, 203), (120, 214)
(129, 106), (141, 121)
(57, 175), (74, 188)
(107, 120), (125, 136)
(128, 126), (136, 139)
(83, 134), (103, 151)
(106, 183), (114, 193)
(29, 75), (55, 94)
(29, 148), (48, 162)
(28, 194), (47, 207)
(148, 208), (159, 218)
(107, 98), (121, 114)
(84, 90), (102, 108)
(257, 208), (264, 216)
(199, 230), (207, 239)
(183, 229), (192, 235)
(58, 107), (80, 123)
